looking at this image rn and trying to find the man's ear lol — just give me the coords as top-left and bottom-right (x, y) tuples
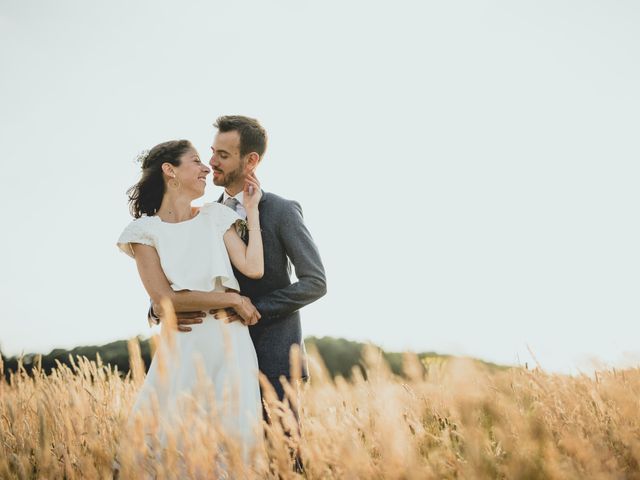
(246, 152), (260, 171)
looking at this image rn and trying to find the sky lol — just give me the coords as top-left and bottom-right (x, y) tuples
(1, 0), (639, 374)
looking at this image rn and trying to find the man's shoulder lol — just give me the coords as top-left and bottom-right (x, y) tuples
(261, 191), (301, 212)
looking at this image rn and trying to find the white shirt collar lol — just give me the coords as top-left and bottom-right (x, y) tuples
(222, 190), (244, 206)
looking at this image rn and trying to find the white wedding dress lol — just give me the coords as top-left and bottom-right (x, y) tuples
(117, 202), (262, 457)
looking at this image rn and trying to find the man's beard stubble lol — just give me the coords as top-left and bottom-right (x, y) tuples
(215, 160), (245, 188)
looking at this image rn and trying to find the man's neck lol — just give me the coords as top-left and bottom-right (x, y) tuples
(224, 182), (244, 197)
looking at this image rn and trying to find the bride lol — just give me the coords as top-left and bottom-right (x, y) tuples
(117, 139), (264, 461)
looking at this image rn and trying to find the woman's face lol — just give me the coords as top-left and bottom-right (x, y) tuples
(171, 148), (210, 199)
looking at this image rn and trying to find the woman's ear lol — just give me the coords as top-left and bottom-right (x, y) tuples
(161, 162), (175, 177)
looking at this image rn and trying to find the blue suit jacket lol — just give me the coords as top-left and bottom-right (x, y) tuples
(219, 191), (327, 382)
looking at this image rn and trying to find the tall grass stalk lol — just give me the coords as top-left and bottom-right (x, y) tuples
(1, 341), (639, 479)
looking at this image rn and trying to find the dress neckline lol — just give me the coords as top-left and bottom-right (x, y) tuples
(151, 210), (201, 225)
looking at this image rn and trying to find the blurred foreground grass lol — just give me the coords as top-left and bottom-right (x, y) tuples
(1, 339), (639, 479)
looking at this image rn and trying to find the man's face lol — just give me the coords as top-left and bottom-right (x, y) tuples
(209, 131), (246, 188)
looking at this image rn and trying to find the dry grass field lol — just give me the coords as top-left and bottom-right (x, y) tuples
(1, 338), (639, 479)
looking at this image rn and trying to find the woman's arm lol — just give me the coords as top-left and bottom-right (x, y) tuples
(131, 243), (243, 313)
(224, 174), (264, 279)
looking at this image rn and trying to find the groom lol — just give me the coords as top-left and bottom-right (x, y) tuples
(152, 115), (327, 404)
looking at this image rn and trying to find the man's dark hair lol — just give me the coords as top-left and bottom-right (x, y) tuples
(214, 115), (268, 159)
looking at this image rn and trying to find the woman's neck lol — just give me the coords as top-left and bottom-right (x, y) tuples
(156, 194), (194, 223)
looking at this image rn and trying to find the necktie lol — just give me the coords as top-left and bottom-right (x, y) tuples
(224, 197), (248, 243)
(224, 197), (240, 213)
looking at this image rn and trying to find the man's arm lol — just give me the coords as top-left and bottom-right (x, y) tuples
(147, 302), (160, 327)
(251, 200), (326, 325)
(132, 244), (260, 327)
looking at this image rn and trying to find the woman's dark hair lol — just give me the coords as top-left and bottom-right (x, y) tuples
(127, 140), (193, 218)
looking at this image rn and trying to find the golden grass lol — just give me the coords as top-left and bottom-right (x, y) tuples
(1, 341), (639, 479)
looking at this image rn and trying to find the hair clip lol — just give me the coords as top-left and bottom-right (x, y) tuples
(134, 149), (150, 165)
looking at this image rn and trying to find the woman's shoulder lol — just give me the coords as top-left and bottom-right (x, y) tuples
(199, 201), (240, 219)
(122, 215), (158, 230)
(120, 215), (159, 236)
(199, 202), (221, 213)
(200, 202), (242, 233)
(117, 215), (158, 257)
(199, 202), (230, 214)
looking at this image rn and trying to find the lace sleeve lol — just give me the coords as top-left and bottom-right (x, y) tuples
(116, 218), (156, 258)
(202, 202), (243, 235)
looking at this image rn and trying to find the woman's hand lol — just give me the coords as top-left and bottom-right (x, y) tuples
(210, 294), (261, 326)
(243, 172), (262, 211)
(234, 295), (261, 325)
(224, 171), (264, 279)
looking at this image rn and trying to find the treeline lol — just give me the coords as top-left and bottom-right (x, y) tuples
(1, 336), (506, 381)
